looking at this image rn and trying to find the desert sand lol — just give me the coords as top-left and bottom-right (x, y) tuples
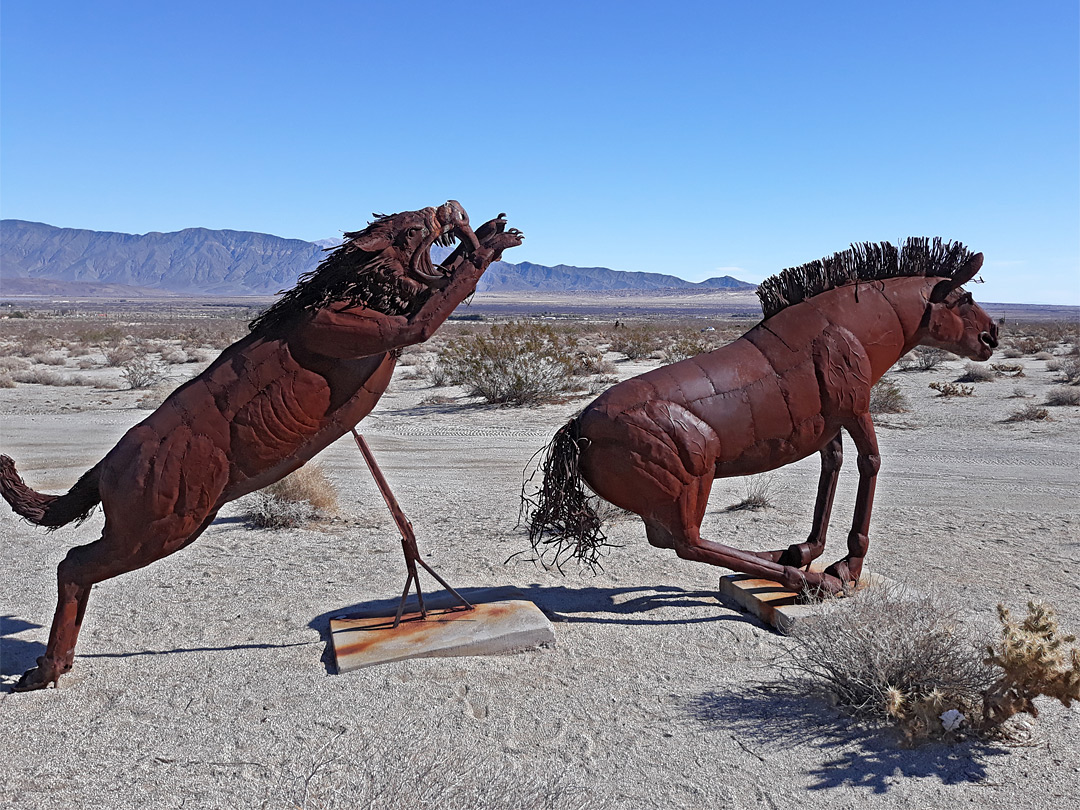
(1, 330), (1078, 809)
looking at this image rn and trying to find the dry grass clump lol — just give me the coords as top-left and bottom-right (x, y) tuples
(1001, 347), (1024, 359)
(0, 372), (14, 389)
(136, 385), (174, 410)
(30, 352), (67, 366)
(1045, 386), (1080, 406)
(869, 377), (909, 414)
(438, 322), (581, 406)
(726, 475), (778, 512)
(929, 381), (974, 397)
(11, 368), (89, 386)
(955, 362), (995, 383)
(1004, 404), (1050, 423)
(783, 587), (1080, 744)
(0, 356), (29, 372)
(246, 464), (339, 529)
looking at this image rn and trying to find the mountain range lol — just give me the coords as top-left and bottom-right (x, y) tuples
(0, 219), (756, 297)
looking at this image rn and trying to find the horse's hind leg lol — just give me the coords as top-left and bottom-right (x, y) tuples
(14, 509), (220, 691)
(645, 476), (845, 595)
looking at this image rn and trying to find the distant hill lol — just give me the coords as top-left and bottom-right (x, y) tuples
(0, 219), (756, 296)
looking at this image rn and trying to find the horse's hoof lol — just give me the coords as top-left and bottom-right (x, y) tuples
(11, 659), (59, 692)
(823, 559), (861, 588)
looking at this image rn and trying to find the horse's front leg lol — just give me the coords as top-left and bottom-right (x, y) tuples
(758, 432), (843, 567)
(825, 413), (880, 585)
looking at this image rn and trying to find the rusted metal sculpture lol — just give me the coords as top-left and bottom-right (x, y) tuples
(525, 238), (997, 595)
(0, 201), (522, 691)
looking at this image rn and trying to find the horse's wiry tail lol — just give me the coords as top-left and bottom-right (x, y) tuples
(0, 455), (101, 529)
(519, 419), (608, 572)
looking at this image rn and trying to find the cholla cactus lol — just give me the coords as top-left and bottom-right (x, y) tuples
(981, 602), (1080, 729)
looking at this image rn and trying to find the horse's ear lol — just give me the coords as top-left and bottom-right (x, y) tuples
(347, 229), (392, 253)
(930, 252), (983, 303)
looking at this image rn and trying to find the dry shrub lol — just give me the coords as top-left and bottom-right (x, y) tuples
(161, 349), (189, 364)
(121, 357), (167, 389)
(246, 464), (339, 529)
(783, 585), (994, 743)
(955, 362), (995, 383)
(1005, 404), (1050, 422)
(1051, 356), (1080, 385)
(438, 322), (580, 406)
(1001, 347), (1024, 359)
(0, 372), (14, 389)
(929, 381), (974, 397)
(608, 325), (661, 360)
(660, 331), (712, 364)
(990, 362), (1024, 377)
(1008, 386), (1031, 399)
(899, 346), (950, 371)
(104, 346), (136, 367)
(0, 357), (28, 372)
(1045, 386), (1080, 406)
(783, 588), (1080, 743)
(869, 377), (909, 414)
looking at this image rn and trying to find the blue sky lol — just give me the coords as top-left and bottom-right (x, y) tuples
(2, 1), (1077, 304)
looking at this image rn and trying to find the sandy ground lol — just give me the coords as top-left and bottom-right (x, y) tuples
(1, 343), (1078, 809)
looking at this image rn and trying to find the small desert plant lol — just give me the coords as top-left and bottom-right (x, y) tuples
(869, 377), (909, 414)
(0, 372), (14, 389)
(608, 325), (661, 360)
(981, 602), (1080, 728)
(1004, 404), (1049, 423)
(1002, 347), (1024, 359)
(246, 464), (338, 529)
(955, 362), (995, 383)
(1008, 386), (1031, 399)
(121, 357), (167, 389)
(1045, 386), (1080, 406)
(929, 381), (974, 397)
(0, 357), (28, 372)
(438, 322), (580, 406)
(726, 475), (778, 511)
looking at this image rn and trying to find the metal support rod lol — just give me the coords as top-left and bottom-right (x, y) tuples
(351, 429), (473, 627)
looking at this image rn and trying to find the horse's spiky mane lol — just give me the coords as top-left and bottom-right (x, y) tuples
(756, 237), (975, 319)
(248, 216), (426, 334)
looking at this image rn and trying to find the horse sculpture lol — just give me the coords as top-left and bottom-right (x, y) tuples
(525, 238), (997, 595)
(1, 201), (523, 691)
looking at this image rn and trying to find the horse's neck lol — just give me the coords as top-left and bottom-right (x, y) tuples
(788, 277), (934, 380)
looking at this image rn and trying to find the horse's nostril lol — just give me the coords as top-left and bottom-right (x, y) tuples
(980, 331), (997, 349)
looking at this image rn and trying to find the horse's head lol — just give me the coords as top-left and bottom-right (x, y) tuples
(343, 200), (481, 293)
(924, 253), (999, 361)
